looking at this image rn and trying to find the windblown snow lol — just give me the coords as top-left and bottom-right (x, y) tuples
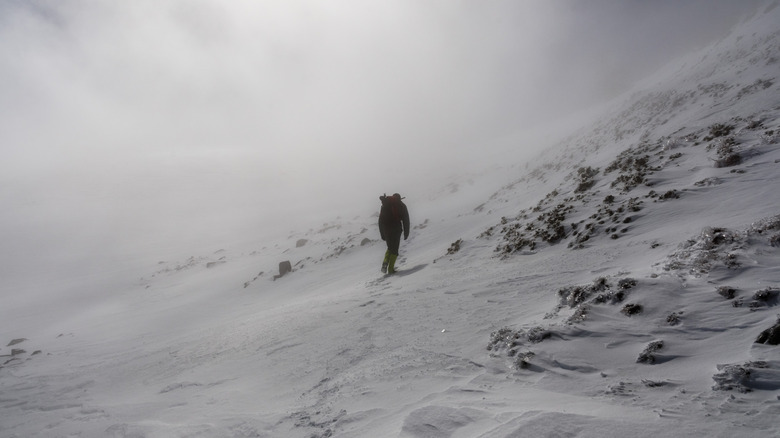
(2, 3), (780, 437)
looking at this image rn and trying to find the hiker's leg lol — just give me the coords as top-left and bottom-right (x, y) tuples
(387, 229), (402, 273)
(387, 253), (398, 274)
(388, 229), (401, 256)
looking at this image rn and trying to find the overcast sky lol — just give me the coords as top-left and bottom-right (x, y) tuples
(0, 0), (767, 275)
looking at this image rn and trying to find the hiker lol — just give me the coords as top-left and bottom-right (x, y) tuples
(378, 193), (410, 274)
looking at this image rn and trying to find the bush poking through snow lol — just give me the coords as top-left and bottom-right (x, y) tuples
(755, 317), (780, 345)
(487, 327), (517, 353)
(664, 226), (738, 275)
(711, 361), (773, 393)
(446, 239), (463, 255)
(705, 123), (734, 140)
(712, 364), (753, 392)
(717, 286), (737, 299)
(574, 166), (600, 193)
(749, 288), (780, 309)
(621, 303), (643, 316)
(514, 351), (536, 370)
(567, 304), (590, 324)
(637, 340), (664, 364)
(617, 278), (637, 290)
(604, 148), (657, 193)
(526, 326), (552, 343)
(487, 326), (553, 356)
(712, 136), (742, 168)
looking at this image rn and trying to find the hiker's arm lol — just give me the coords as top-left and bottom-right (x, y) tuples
(402, 206), (410, 240)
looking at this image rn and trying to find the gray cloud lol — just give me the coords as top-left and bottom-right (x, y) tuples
(0, 0), (766, 280)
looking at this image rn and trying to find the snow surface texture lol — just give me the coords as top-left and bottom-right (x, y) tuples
(3, 3), (780, 438)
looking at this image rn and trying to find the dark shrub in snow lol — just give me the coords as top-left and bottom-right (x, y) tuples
(446, 239), (463, 255)
(637, 340), (664, 364)
(617, 278), (637, 290)
(514, 351), (535, 370)
(621, 303), (643, 316)
(574, 166), (599, 193)
(755, 318), (780, 345)
(717, 286), (738, 299)
(526, 326), (551, 343)
(749, 288), (780, 309)
(487, 327), (518, 352)
(558, 285), (591, 308)
(713, 364), (753, 392)
(712, 136), (741, 168)
(705, 123), (734, 139)
(605, 148), (658, 193)
(712, 361), (775, 393)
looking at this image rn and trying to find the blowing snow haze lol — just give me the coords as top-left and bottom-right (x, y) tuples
(0, 0), (766, 282)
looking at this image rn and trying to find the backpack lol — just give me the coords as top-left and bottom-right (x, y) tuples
(381, 194), (402, 222)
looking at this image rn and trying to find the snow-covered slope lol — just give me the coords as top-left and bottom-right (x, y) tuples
(2, 3), (780, 437)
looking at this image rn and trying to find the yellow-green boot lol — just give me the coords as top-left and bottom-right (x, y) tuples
(387, 253), (398, 274)
(381, 250), (390, 273)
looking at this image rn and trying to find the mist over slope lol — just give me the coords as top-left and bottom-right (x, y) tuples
(1, 2), (780, 437)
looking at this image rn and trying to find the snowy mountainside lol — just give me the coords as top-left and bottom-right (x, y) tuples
(1, 3), (780, 438)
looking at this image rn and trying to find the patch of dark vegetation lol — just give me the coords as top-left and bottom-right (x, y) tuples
(446, 239), (463, 255)
(526, 326), (552, 343)
(697, 82), (732, 99)
(574, 166), (600, 193)
(748, 215), (780, 236)
(617, 278), (638, 290)
(558, 277), (610, 308)
(703, 123), (734, 141)
(514, 351), (536, 370)
(550, 277), (640, 324)
(735, 78), (774, 100)
(569, 197), (643, 249)
(717, 286), (738, 300)
(604, 149), (657, 193)
(749, 288), (780, 309)
(666, 312), (682, 326)
(646, 189), (681, 201)
(762, 129), (779, 145)
(593, 287), (630, 305)
(487, 327), (517, 352)
(487, 326), (554, 355)
(664, 226), (740, 276)
(621, 303), (643, 316)
(487, 326), (555, 370)
(755, 317), (780, 345)
(713, 364), (755, 392)
(712, 136), (742, 168)
(567, 303), (590, 324)
(637, 340), (664, 364)
(694, 177), (721, 187)
(496, 202), (575, 255)
(712, 361), (773, 393)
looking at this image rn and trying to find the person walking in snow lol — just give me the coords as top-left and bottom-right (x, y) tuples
(378, 193), (410, 274)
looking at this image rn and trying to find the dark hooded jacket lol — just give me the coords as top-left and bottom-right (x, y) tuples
(378, 194), (410, 241)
